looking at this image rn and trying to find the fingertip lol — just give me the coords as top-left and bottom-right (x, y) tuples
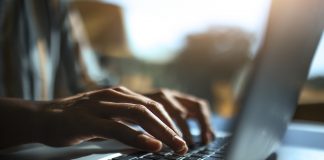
(207, 132), (214, 143)
(210, 130), (216, 140)
(173, 135), (188, 155)
(176, 145), (188, 155)
(202, 131), (215, 144)
(150, 140), (163, 152)
(138, 134), (163, 152)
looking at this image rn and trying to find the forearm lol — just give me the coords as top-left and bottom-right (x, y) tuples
(0, 98), (44, 149)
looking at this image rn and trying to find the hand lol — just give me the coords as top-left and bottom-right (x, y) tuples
(37, 86), (188, 154)
(143, 89), (215, 146)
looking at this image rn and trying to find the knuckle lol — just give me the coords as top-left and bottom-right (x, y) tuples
(114, 85), (128, 91)
(197, 99), (209, 109)
(113, 85), (123, 88)
(148, 89), (168, 99)
(72, 98), (91, 107)
(147, 100), (163, 110)
(117, 86), (125, 90)
(199, 99), (208, 105)
(91, 89), (113, 97)
(156, 88), (168, 95)
(196, 105), (205, 113)
(103, 88), (114, 94)
(86, 89), (104, 98)
(133, 104), (150, 115)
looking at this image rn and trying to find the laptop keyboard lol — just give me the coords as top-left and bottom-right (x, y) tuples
(112, 137), (230, 160)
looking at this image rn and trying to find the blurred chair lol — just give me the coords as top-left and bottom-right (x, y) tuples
(71, 1), (130, 58)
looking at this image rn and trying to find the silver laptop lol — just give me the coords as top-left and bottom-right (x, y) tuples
(102, 0), (324, 159)
(1, 0), (323, 159)
(226, 0), (323, 159)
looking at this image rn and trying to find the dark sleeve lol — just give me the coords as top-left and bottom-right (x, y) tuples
(54, 23), (86, 97)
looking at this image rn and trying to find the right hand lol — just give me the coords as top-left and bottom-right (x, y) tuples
(37, 86), (188, 154)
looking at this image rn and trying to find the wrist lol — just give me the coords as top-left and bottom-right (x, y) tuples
(28, 100), (56, 144)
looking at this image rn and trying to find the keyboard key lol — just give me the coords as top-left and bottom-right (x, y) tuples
(155, 151), (171, 156)
(164, 154), (185, 160)
(142, 154), (164, 160)
(203, 157), (224, 160)
(112, 156), (138, 160)
(191, 153), (207, 158)
(182, 157), (201, 160)
(209, 154), (224, 158)
(198, 150), (214, 155)
(114, 137), (230, 160)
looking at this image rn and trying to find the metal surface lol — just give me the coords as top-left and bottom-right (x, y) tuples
(226, 0), (324, 160)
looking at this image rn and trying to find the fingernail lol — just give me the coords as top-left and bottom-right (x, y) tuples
(173, 135), (188, 154)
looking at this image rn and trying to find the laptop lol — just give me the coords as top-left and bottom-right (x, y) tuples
(110, 0), (324, 159)
(0, 0), (323, 159)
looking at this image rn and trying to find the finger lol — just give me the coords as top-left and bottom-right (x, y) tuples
(173, 115), (193, 146)
(89, 87), (181, 136)
(83, 101), (188, 154)
(112, 86), (143, 96)
(156, 94), (193, 146)
(174, 94), (215, 144)
(196, 101), (215, 144)
(93, 119), (163, 152)
(113, 87), (183, 136)
(89, 88), (182, 137)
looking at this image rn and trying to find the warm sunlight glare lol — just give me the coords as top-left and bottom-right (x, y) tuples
(104, 0), (271, 63)
(103, 0), (323, 77)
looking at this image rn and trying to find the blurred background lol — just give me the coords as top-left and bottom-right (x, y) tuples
(70, 0), (324, 118)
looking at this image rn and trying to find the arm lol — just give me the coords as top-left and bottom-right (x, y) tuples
(0, 87), (188, 154)
(0, 98), (43, 149)
(0, 86), (215, 155)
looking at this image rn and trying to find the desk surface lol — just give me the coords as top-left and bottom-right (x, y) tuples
(277, 121), (324, 160)
(1, 117), (324, 160)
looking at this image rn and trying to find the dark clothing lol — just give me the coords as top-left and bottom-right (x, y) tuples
(0, 0), (91, 100)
